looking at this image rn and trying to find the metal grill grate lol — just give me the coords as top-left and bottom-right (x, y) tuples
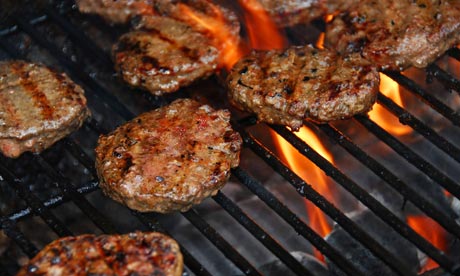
(0, 1), (459, 275)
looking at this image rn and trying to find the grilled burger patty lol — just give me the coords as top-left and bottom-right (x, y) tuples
(113, 16), (219, 95)
(325, 0), (460, 70)
(0, 61), (90, 158)
(95, 98), (242, 213)
(76, 0), (158, 24)
(227, 44), (379, 130)
(255, 0), (359, 27)
(16, 232), (183, 276)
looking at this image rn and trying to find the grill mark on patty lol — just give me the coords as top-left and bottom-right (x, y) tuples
(147, 28), (203, 62)
(0, 90), (21, 129)
(11, 63), (54, 120)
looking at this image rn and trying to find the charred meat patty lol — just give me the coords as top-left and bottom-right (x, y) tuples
(16, 232), (183, 276)
(113, 15), (220, 95)
(254, 0), (359, 27)
(0, 61), (90, 158)
(325, 0), (460, 70)
(227, 44), (379, 130)
(95, 98), (242, 213)
(76, 0), (158, 24)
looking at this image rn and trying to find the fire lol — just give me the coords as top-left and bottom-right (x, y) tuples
(368, 73), (412, 136)
(407, 215), (448, 273)
(238, 0), (287, 50)
(315, 33), (325, 50)
(178, 3), (244, 70)
(273, 126), (335, 261)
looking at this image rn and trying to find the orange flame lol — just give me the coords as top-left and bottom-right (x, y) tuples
(316, 33), (325, 50)
(273, 126), (334, 261)
(407, 215), (448, 273)
(178, 3), (244, 70)
(369, 73), (412, 136)
(238, 0), (287, 50)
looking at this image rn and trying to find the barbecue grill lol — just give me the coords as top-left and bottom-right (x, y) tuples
(1, 1), (459, 275)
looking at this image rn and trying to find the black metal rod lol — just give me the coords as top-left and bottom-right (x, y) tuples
(318, 123), (460, 239)
(30, 154), (118, 234)
(355, 115), (460, 199)
(426, 64), (460, 95)
(271, 124), (457, 274)
(6, 181), (99, 222)
(182, 209), (262, 276)
(213, 191), (313, 276)
(0, 163), (73, 237)
(44, 7), (113, 66)
(239, 128), (418, 276)
(383, 71), (460, 127)
(376, 92), (460, 163)
(0, 217), (38, 258)
(133, 212), (213, 276)
(230, 167), (366, 276)
(448, 47), (460, 61)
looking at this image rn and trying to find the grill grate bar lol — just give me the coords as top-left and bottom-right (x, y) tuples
(0, 217), (38, 258)
(448, 48), (460, 61)
(182, 209), (262, 276)
(30, 154), (118, 234)
(427, 64), (460, 95)
(239, 129), (417, 276)
(213, 191), (313, 276)
(356, 116), (460, 199)
(0, 162), (73, 238)
(231, 167), (365, 276)
(270, 124), (457, 273)
(132, 211), (213, 276)
(14, 18), (135, 120)
(384, 71), (460, 126)
(44, 7), (113, 66)
(376, 92), (460, 163)
(318, 123), (460, 238)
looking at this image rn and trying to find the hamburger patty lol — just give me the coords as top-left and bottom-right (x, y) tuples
(325, 0), (460, 70)
(76, 0), (159, 24)
(95, 98), (242, 213)
(113, 15), (220, 95)
(16, 232), (183, 276)
(0, 61), (90, 158)
(254, 0), (359, 27)
(227, 44), (379, 130)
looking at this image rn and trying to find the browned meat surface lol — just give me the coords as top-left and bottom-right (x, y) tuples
(254, 0), (359, 27)
(325, 0), (460, 70)
(0, 61), (90, 158)
(95, 98), (242, 213)
(76, 0), (159, 24)
(227, 44), (379, 130)
(16, 232), (183, 276)
(113, 16), (219, 95)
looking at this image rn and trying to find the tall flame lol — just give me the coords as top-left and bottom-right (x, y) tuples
(407, 215), (448, 273)
(178, 3), (244, 70)
(369, 73), (412, 136)
(238, 0), (287, 50)
(273, 126), (335, 261)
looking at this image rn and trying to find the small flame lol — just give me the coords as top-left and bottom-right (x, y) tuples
(273, 126), (335, 261)
(238, 0), (287, 50)
(369, 73), (412, 136)
(178, 3), (244, 70)
(316, 32), (325, 50)
(407, 216), (448, 273)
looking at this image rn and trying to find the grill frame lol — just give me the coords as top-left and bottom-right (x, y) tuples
(0, 2), (459, 275)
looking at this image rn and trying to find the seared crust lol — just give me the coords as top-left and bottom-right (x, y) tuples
(325, 0), (460, 70)
(76, 0), (158, 24)
(0, 61), (90, 158)
(113, 16), (219, 95)
(95, 98), (242, 213)
(227, 45), (379, 130)
(16, 232), (183, 276)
